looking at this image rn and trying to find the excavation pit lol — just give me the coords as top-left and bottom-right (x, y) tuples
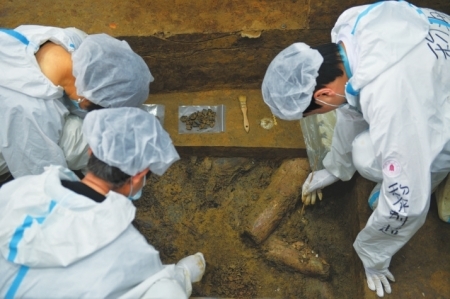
(1, 0), (449, 297)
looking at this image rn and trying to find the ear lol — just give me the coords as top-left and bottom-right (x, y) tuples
(313, 87), (334, 99)
(87, 147), (92, 156)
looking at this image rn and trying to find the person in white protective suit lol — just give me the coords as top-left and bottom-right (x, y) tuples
(0, 25), (154, 181)
(0, 107), (206, 299)
(261, 1), (450, 297)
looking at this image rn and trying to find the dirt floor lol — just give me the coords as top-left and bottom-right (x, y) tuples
(134, 157), (361, 298)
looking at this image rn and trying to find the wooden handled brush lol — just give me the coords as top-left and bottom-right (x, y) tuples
(239, 95), (250, 133)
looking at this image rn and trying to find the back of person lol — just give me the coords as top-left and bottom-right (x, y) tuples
(0, 165), (162, 298)
(0, 108), (203, 299)
(0, 225), (164, 298)
(345, 6), (450, 174)
(0, 25), (153, 179)
(260, 2), (450, 297)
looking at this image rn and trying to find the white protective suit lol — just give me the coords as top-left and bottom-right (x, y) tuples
(0, 25), (89, 178)
(322, 1), (450, 271)
(0, 165), (194, 299)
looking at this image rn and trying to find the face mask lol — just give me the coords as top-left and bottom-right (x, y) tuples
(71, 98), (87, 112)
(128, 176), (146, 201)
(129, 188), (142, 201)
(315, 93), (347, 108)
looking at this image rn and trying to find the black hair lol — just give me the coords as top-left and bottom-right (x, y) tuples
(87, 154), (131, 189)
(303, 43), (343, 115)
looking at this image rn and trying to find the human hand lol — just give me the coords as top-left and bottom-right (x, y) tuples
(365, 268), (395, 297)
(176, 252), (206, 283)
(301, 169), (339, 205)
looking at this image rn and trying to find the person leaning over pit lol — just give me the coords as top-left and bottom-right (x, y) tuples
(0, 107), (206, 299)
(0, 25), (153, 181)
(261, 1), (450, 297)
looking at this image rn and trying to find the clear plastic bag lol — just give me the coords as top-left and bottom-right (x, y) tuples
(141, 104), (165, 126)
(299, 111), (336, 171)
(435, 174), (450, 223)
(178, 105), (226, 134)
(0, 151), (9, 176)
(59, 115), (89, 171)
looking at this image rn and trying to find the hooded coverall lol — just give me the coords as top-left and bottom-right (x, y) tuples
(0, 165), (194, 299)
(0, 25), (88, 179)
(322, 1), (450, 272)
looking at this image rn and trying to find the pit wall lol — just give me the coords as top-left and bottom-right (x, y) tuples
(2, 0), (449, 94)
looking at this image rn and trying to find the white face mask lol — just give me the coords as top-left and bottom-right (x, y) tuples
(315, 93), (347, 108)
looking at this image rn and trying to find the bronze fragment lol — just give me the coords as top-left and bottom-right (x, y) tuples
(180, 109), (217, 131)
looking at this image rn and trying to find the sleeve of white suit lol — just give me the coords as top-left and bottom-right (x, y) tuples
(323, 106), (368, 181)
(353, 68), (432, 272)
(118, 264), (192, 299)
(0, 94), (68, 178)
(119, 252), (205, 299)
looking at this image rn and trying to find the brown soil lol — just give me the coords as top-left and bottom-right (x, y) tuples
(134, 157), (360, 298)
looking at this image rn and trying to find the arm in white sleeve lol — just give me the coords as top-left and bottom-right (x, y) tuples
(353, 74), (432, 271)
(0, 94), (68, 178)
(141, 265), (191, 299)
(119, 264), (191, 299)
(138, 252), (205, 299)
(323, 106), (368, 181)
(142, 278), (188, 299)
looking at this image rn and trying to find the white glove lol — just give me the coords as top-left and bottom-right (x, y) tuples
(301, 169), (339, 205)
(176, 252), (206, 283)
(365, 268), (395, 297)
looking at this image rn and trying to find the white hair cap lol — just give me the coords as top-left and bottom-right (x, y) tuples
(72, 34), (154, 108)
(261, 43), (323, 120)
(83, 107), (180, 176)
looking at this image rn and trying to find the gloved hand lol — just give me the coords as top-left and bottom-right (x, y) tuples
(365, 268), (395, 297)
(301, 169), (339, 205)
(176, 252), (206, 283)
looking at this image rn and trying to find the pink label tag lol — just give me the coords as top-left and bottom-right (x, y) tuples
(383, 159), (402, 178)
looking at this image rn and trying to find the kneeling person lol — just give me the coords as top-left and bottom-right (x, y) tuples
(0, 107), (205, 299)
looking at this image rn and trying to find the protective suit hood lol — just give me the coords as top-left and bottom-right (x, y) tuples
(14, 25), (86, 53)
(331, 1), (430, 108)
(0, 25), (87, 100)
(0, 165), (136, 268)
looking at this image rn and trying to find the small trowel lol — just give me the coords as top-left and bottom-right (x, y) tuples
(239, 95), (250, 133)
